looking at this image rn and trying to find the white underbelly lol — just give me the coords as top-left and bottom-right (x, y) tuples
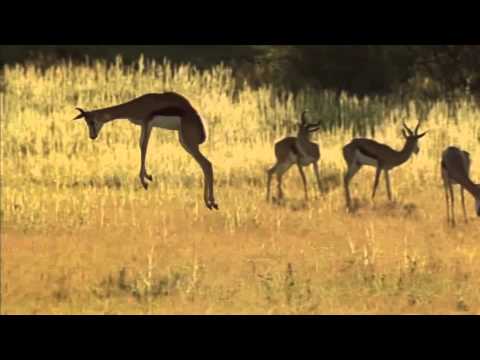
(150, 115), (182, 130)
(288, 153), (315, 166)
(299, 155), (315, 166)
(355, 150), (378, 167)
(442, 168), (460, 185)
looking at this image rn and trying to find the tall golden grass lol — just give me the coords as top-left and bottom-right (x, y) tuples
(1, 56), (479, 314)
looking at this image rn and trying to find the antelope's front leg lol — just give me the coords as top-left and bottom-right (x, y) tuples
(372, 166), (382, 199)
(139, 125), (153, 190)
(313, 162), (321, 195)
(460, 187), (468, 223)
(296, 162), (308, 201)
(384, 170), (392, 201)
(448, 182), (456, 226)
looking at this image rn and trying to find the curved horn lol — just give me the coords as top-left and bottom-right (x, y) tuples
(416, 130), (428, 139)
(73, 107), (86, 120)
(414, 120), (421, 135)
(402, 122), (413, 135)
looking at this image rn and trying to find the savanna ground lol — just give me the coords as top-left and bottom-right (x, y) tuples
(1, 57), (479, 314)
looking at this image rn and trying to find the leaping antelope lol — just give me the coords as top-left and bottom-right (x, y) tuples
(441, 146), (480, 225)
(73, 92), (218, 210)
(266, 110), (322, 202)
(342, 121), (427, 210)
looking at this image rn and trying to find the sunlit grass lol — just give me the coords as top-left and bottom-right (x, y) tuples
(1, 57), (479, 314)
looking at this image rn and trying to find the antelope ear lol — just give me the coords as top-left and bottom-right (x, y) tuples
(401, 129), (408, 139)
(416, 131), (428, 139)
(73, 107), (86, 120)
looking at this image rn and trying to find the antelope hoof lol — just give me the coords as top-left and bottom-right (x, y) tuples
(140, 177), (149, 190)
(346, 203), (355, 213)
(206, 201), (219, 210)
(145, 174), (153, 181)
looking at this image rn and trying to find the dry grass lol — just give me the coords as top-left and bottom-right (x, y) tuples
(1, 57), (479, 314)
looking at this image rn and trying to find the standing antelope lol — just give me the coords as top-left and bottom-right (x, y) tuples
(266, 110), (322, 202)
(73, 92), (218, 210)
(441, 146), (480, 225)
(342, 121), (427, 210)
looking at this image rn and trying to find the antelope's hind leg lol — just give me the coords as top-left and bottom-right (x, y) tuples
(460, 186), (468, 223)
(139, 125), (153, 190)
(179, 117), (218, 210)
(372, 166), (382, 200)
(296, 162), (309, 201)
(448, 181), (455, 226)
(266, 163), (278, 202)
(344, 161), (361, 210)
(276, 161), (293, 201)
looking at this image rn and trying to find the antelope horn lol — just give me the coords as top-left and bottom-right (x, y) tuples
(414, 120), (421, 135)
(73, 107), (86, 120)
(402, 122), (413, 135)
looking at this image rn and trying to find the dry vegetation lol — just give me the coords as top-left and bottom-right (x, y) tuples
(1, 56), (479, 314)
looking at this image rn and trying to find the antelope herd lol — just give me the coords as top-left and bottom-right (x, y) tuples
(73, 91), (480, 225)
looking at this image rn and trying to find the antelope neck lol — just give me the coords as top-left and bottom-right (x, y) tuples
(91, 103), (136, 123)
(393, 139), (417, 166)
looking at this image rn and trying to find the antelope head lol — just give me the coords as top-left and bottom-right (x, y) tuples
(401, 121), (428, 154)
(73, 107), (105, 140)
(299, 110), (321, 134)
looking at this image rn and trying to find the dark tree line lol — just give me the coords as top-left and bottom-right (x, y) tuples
(3, 45), (480, 103)
(249, 46), (480, 101)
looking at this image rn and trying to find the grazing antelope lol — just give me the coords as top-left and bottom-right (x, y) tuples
(266, 110), (322, 202)
(441, 146), (480, 225)
(73, 92), (218, 210)
(342, 121), (427, 210)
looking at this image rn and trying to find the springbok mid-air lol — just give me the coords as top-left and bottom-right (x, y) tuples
(73, 92), (218, 210)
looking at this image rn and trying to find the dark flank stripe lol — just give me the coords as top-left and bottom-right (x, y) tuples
(148, 106), (186, 118)
(291, 143), (300, 156)
(357, 145), (380, 161)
